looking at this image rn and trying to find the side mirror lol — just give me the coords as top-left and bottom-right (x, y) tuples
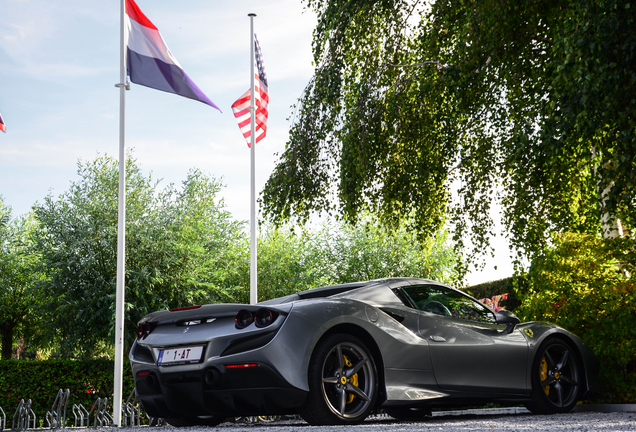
(495, 310), (520, 334)
(495, 310), (521, 325)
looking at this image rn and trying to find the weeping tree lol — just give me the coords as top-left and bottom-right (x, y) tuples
(262, 0), (636, 267)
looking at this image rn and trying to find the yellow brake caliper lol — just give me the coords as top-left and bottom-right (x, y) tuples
(540, 357), (549, 396)
(343, 355), (359, 404)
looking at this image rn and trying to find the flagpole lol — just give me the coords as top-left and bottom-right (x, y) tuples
(113, 0), (128, 425)
(248, 13), (257, 305)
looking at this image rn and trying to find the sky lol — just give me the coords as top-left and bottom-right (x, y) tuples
(0, 0), (515, 286)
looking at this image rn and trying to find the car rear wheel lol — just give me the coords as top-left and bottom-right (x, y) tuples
(299, 334), (378, 425)
(165, 415), (226, 427)
(384, 406), (432, 420)
(525, 338), (581, 414)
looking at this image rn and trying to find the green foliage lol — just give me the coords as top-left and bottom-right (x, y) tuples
(227, 218), (461, 304)
(0, 199), (41, 360)
(252, 228), (332, 302)
(322, 218), (460, 284)
(516, 232), (636, 402)
(0, 359), (135, 426)
(9, 154), (458, 357)
(31, 155), (244, 358)
(222, 228), (330, 304)
(262, 0), (636, 263)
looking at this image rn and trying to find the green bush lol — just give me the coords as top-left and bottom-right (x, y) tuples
(516, 232), (636, 403)
(0, 359), (136, 426)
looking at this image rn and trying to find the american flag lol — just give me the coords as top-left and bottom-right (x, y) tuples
(232, 34), (269, 148)
(0, 112), (5, 133)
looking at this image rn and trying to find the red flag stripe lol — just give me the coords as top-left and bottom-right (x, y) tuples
(232, 97), (250, 108)
(125, 0), (158, 30)
(232, 70), (269, 147)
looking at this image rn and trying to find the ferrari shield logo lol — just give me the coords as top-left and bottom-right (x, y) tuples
(524, 329), (534, 338)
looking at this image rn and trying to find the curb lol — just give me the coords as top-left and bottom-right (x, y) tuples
(573, 404), (636, 413)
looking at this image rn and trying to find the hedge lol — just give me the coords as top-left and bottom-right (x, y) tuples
(465, 275), (530, 311)
(0, 359), (135, 427)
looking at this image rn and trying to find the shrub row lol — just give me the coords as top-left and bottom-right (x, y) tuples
(0, 359), (135, 427)
(465, 275), (530, 311)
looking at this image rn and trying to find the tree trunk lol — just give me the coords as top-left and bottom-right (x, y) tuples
(1, 323), (14, 360)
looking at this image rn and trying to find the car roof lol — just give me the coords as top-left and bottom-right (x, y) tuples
(259, 277), (445, 303)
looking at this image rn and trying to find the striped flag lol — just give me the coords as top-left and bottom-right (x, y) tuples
(125, 0), (221, 111)
(232, 34), (269, 148)
(0, 112), (5, 133)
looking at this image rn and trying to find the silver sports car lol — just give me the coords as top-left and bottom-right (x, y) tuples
(129, 278), (599, 426)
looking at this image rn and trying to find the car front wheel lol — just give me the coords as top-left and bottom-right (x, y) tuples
(525, 338), (581, 414)
(299, 334), (378, 425)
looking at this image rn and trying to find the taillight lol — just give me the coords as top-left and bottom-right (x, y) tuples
(136, 322), (157, 340)
(226, 363), (258, 369)
(235, 309), (254, 329)
(255, 308), (278, 328)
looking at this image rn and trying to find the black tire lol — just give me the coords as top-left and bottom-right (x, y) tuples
(384, 406), (432, 421)
(298, 334), (378, 425)
(525, 338), (581, 414)
(165, 416), (226, 427)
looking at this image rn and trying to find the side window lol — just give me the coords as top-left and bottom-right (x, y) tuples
(448, 294), (497, 324)
(400, 285), (496, 324)
(391, 288), (415, 308)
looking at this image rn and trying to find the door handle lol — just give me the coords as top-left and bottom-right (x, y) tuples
(429, 335), (446, 342)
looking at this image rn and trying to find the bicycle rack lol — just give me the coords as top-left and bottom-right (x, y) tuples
(11, 399), (36, 431)
(45, 388), (71, 428)
(1, 405), (6, 431)
(72, 404), (89, 428)
(3, 390), (146, 430)
(88, 397), (113, 427)
(121, 390), (141, 427)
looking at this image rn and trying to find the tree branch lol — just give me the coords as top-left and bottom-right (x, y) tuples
(385, 60), (448, 70)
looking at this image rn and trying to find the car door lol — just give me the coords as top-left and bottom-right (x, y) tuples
(402, 284), (529, 393)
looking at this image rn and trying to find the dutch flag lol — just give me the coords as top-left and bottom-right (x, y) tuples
(125, 0), (221, 111)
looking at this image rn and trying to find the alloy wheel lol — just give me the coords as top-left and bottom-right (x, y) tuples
(320, 341), (376, 419)
(538, 341), (580, 409)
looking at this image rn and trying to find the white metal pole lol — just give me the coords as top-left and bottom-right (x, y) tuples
(249, 13), (257, 305)
(113, 0), (127, 425)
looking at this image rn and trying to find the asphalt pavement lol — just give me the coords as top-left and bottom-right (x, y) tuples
(101, 411), (635, 432)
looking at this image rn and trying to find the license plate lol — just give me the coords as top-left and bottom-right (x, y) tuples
(157, 345), (204, 365)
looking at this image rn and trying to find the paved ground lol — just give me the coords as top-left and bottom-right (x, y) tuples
(106, 411), (635, 432)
